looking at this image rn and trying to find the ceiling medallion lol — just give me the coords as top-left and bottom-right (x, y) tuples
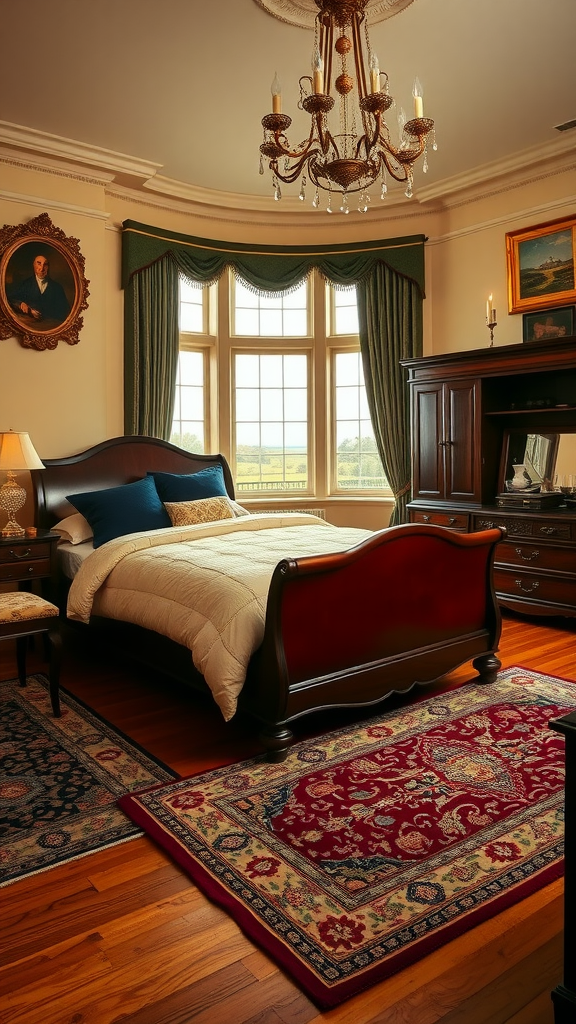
(258, 0), (435, 213)
(253, 0), (415, 29)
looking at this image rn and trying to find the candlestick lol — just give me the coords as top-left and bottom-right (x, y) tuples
(312, 49), (324, 94)
(413, 78), (424, 118)
(370, 54), (381, 94)
(486, 295), (497, 347)
(271, 73), (282, 113)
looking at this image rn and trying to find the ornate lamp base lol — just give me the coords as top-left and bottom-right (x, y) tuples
(0, 473), (27, 538)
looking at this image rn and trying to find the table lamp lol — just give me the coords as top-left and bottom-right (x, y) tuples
(0, 431), (44, 538)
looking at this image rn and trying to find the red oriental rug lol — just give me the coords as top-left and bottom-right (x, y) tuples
(119, 667), (573, 1008)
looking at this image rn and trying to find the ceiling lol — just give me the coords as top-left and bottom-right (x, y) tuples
(1, 0), (575, 209)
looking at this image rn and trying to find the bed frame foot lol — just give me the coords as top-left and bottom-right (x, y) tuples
(473, 652), (501, 684)
(260, 725), (293, 763)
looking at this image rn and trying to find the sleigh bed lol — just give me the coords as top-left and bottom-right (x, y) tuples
(32, 435), (504, 760)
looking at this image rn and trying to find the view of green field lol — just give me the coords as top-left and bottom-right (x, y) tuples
(171, 433), (386, 491)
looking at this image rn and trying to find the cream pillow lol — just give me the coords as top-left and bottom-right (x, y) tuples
(52, 512), (94, 545)
(164, 496), (236, 527)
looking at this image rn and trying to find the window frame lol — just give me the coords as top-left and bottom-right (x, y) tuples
(231, 344), (314, 497)
(230, 273), (313, 339)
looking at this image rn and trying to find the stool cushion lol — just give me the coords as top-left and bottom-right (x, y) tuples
(0, 592), (59, 623)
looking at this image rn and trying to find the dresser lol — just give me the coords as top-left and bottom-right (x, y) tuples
(402, 336), (576, 618)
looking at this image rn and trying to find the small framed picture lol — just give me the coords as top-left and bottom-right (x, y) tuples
(522, 304), (574, 343)
(506, 216), (576, 314)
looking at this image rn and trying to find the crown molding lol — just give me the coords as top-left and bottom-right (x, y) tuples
(417, 134), (576, 207)
(0, 120), (162, 186)
(427, 193), (576, 247)
(1, 119), (574, 230)
(0, 188), (110, 221)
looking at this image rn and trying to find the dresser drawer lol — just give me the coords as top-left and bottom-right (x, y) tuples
(411, 510), (470, 531)
(496, 540), (576, 575)
(0, 558), (51, 582)
(0, 542), (53, 563)
(495, 567), (576, 608)
(474, 513), (572, 541)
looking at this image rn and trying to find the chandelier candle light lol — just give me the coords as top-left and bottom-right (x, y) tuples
(259, 0), (435, 212)
(0, 431), (44, 538)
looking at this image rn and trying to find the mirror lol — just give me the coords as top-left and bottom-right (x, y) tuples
(499, 431), (576, 492)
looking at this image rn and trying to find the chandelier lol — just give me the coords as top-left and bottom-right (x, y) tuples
(259, 0), (436, 212)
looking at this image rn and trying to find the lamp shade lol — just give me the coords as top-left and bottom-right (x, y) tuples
(0, 431), (44, 471)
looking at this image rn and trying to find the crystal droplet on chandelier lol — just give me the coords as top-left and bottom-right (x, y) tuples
(312, 189), (320, 209)
(299, 176), (307, 201)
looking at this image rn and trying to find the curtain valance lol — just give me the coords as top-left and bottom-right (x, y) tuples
(122, 220), (426, 295)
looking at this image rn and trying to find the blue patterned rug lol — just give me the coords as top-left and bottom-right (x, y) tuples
(0, 673), (177, 886)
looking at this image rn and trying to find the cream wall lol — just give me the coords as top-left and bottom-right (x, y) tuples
(0, 146), (574, 529)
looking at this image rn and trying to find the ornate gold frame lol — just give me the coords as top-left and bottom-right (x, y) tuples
(506, 215), (576, 315)
(0, 213), (89, 350)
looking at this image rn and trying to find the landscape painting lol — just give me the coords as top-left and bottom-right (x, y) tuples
(506, 216), (576, 314)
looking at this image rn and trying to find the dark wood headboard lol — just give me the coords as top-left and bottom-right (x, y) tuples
(32, 435), (235, 529)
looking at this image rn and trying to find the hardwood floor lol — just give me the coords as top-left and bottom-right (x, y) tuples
(1, 612), (573, 1024)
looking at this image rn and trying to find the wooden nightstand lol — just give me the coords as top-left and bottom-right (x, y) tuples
(0, 530), (60, 603)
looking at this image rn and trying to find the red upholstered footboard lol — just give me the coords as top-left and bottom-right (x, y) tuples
(242, 524), (504, 759)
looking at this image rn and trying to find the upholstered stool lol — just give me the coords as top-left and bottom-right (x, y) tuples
(0, 592), (62, 716)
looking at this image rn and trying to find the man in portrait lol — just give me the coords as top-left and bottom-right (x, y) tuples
(8, 252), (71, 326)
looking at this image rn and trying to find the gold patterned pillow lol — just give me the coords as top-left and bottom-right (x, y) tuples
(164, 496), (236, 527)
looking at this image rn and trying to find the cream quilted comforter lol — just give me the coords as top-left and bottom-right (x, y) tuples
(67, 513), (371, 720)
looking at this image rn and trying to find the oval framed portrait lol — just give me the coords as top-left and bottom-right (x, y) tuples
(0, 213), (89, 350)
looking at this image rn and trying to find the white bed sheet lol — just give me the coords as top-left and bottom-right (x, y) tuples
(58, 540), (95, 579)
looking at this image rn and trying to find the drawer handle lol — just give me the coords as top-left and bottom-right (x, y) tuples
(9, 547), (32, 559)
(539, 527), (558, 536)
(514, 579), (539, 594)
(515, 547), (540, 562)
(448, 517), (457, 525)
(422, 515), (430, 522)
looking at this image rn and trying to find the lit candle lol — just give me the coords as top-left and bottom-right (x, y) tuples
(486, 295), (496, 322)
(312, 48), (324, 94)
(271, 72), (282, 113)
(413, 78), (424, 118)
(370, 53), (380, 94)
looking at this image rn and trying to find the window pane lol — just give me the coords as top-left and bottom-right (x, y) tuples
(235, 352), (308, 492)
(236, 388), (260, 421)
(179, 278), (204, 334)
(261, 388), (284, 420)
(235, 279), (259, 307)
(171, 350), (205, 453)
(283, 309), (307, 336)
(260, 309), (283, 336)
(335, 350), (361, 385)
(232, 274), (308, 337)
(235, 354), (260, 387)
(334, 351), (386, 490)
(333, 286), (359, 335)
(282, 282), (307, 308)
(336, 386), (360, 420)
(235, 308), (260, 336)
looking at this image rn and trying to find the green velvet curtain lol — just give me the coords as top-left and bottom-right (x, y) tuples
(125, 253), (180, 440)
(357, 263), (422, 525)
(122, 220), (425, 517)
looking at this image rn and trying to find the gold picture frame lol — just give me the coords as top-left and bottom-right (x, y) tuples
(0, 213), (89, 350)
(506, 215), (576, 315)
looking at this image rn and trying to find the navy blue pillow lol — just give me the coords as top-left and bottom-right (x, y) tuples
(67, 475), (171, 548)
(149, 464), (228, 503)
